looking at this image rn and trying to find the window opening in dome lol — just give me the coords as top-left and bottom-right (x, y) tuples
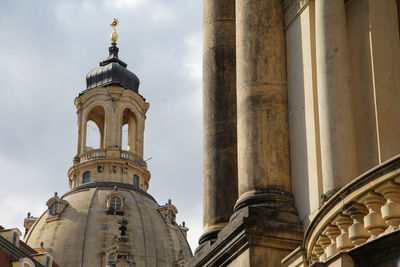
(168, 209), (176, 223)
(107, 194), (124, 216)
(83, 171), (91, 183)
(133, 175), (139, 187)
(49, 202), (58, 216)
(110, 197), (122, 211)
(108, 252), (115, 261)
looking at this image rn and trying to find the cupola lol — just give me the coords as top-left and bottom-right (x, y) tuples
(68, 18), (150, 190)
(86, 44), (140, 93)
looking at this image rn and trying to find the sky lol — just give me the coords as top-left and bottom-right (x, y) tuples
(0, 0), (203, 251)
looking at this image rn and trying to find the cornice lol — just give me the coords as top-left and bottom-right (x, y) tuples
(283, 0), (312, 28)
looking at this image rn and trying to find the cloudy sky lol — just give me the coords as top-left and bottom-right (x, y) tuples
(0, 0), (203, 251)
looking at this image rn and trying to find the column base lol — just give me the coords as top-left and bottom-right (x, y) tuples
(234, 189), (298, 213)
(189, 201), (303, 267)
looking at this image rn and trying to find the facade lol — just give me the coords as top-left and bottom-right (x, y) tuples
(23, 26), (192, 267)
(0, 226), (59, 267)
(189, 0), (400, 266)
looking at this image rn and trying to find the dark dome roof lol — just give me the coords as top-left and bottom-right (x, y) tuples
(86, 44), (140, 92)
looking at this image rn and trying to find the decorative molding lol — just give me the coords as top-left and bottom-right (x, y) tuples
(283, 0), (311, 28)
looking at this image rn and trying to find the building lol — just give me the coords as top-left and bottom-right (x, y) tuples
(0, 226), (59, 267)
(23, 23), (192, 267)
(189, 0), (400, 266)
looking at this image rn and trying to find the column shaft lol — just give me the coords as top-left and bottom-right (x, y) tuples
(235, 0), (292, 210)
(315, 0), (357, 198)
(200, 0), (238, 244)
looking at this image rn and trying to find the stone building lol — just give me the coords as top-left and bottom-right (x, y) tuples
(189, 0), (400, 266)
(23, 25), (192, 267)
(0, 225), (59, 267)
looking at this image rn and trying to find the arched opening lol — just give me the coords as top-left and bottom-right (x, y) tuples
(110, 196), (122, 211)
(133, 174), (139, 187)
(86, 120), (101, 150)
(121, 108), (137, 152)
(122, 124), (128, 150)
(83, 171), (91, 183)
(85, 106), (105, 151)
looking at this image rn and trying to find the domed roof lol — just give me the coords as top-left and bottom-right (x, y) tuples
(86, 45), (140, 92)
(25, 182), (192, 267)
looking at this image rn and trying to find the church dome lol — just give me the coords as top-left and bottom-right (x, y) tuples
(25, 182), (191, 266)
(86, 44), (140, 93)
(23, 22), (191, 267)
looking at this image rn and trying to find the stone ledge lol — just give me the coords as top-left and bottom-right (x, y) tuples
(188, 205), (303, 267)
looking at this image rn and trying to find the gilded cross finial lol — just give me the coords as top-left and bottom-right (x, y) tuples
(110, 18), (119, 44)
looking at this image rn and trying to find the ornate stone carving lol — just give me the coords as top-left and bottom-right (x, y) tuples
(359, 191), (387, 239)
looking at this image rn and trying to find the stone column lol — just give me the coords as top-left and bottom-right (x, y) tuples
(235, 0), (293, 210)
(200, 0), (238, 244)
(315, 0), (357, 199)
(76, 107), (84, 156)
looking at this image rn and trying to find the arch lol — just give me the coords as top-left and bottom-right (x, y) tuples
(110, 196), (122, 211)
(85, 105), (105, 150)
(121, 108), (137, 152)
(83, 171), (91, 183)
(106, 191), (125, 215)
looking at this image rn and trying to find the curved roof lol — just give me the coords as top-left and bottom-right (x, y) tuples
(25, 183), (192, 267)
(86, 45), (140, 92)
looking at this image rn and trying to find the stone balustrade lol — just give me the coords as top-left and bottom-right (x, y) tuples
(78, 149), (145, 166)
(79, 149), (106, 162)
(120, 150), (146, 166)
(305, 156), (400, 264)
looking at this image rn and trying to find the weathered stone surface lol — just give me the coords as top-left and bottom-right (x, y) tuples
(236, 0), (292, 201)
(25, 186), (191, 267)
(189, 205), (303, 266)
(315, 0), (357, 196)
(202, 0), (238, 243)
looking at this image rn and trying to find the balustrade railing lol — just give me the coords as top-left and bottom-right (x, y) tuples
(78, 149), (145, 165)
(120, 150), (146, 166)
(304, 156), (400, 265)
(79, 149), (106, 162)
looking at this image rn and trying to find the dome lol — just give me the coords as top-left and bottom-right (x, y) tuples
(25, 182), (192, 267)
(86, 45), (140, 92)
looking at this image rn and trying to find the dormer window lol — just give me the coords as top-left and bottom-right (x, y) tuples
(83, 171), (91, 183)
(12, 232), (18, 245)
(49, 202), (58, 216)
(45, 256), (52, 267)
(168, 209), (176, 223)
(110, 196), (122, 211)
(133, 175), (139, 187)
(157, 199), (178, 227)
(108, 252), (115, 261)
(106, 190), (125, 216)
(46, 192), (68, 222)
